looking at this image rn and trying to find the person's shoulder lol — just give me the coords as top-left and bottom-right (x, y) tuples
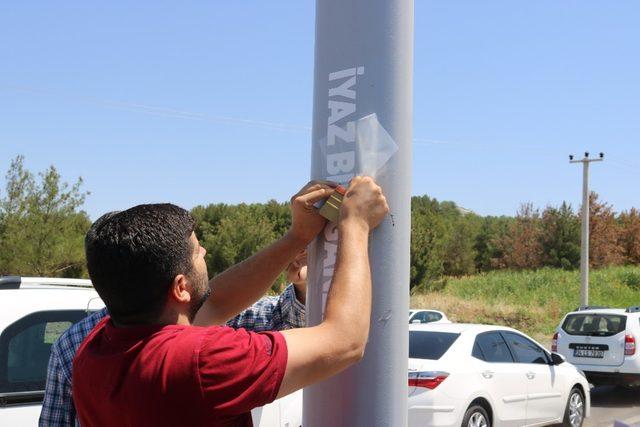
(190, 324), (240, 340)
(145, 324), (239, 348)
(198, 325), (284, 355)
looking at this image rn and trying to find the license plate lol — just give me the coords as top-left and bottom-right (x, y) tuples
(574, 349), (605, 358)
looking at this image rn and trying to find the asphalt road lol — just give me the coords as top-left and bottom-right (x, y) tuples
(584, 386), (640, 427)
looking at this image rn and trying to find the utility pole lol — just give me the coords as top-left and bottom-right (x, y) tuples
(306, 0), (413, 426)
(570, 152), (604, 307)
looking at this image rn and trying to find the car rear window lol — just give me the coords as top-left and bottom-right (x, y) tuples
(562, 313), (627, 336)
(409, 331), (460, 360)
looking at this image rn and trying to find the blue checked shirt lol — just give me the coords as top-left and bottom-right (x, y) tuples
(39, 284), (305, 427)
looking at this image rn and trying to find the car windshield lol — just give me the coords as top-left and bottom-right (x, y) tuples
(409, 331), (460, 360)
(562, 313), (627, 337)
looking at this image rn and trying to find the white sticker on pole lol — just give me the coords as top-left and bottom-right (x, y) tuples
(318, 112), (399, 182)
(355, 113), (399, 179)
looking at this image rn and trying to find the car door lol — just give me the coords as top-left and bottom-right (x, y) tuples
(472, 332), (527, 427)
(502, 332), (564, 425)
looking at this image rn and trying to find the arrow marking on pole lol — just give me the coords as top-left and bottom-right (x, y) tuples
(356, 113), (399, 178)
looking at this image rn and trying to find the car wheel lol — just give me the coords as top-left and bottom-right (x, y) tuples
(461, 405), (490, 427)
(562, 387), (585, 427)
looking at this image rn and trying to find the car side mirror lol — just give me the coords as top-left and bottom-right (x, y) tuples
(411, 319), (421, 324)
(550, 352), (566, 365)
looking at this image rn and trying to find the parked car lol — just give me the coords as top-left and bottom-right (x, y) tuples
(553, 306), (640, 388)
(409, 309), (450, 324)
(0, 276), (102, 425)
(0, 276), (300, 427)
(408, 323), (590, 427)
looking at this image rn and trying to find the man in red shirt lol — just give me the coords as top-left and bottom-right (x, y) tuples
(73, 178), (388, 426)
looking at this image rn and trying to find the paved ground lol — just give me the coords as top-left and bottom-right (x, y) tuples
(584, 386), (640, 427)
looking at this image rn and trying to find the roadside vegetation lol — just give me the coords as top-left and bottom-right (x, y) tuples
(411, 265), (640, 343)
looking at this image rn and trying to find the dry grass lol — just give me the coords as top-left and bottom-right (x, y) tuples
(411, 292), (551, 344)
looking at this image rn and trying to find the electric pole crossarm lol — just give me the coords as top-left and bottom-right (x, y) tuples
(570, 159), (603, 164)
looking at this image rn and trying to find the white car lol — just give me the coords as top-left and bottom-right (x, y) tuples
(408, 323), (590, 427)
(409, 309), (450, 324)
(553, 306), (640, 388)
(0, 276), (300, 427)
(0, 276), (103, 425)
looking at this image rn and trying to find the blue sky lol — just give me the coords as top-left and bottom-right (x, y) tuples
(1, 1), (638, 219)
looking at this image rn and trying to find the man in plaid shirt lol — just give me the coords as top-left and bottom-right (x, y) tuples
(39, 252), (308, 427)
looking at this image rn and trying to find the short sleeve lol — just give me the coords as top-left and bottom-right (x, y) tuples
(197, 327), (288, 416)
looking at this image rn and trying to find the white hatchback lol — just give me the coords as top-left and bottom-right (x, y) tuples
(408, 323), (591, 427)
(554, 306), (640, 387)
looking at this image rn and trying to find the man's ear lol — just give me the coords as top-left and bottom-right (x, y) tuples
(169, 274), (192, 304)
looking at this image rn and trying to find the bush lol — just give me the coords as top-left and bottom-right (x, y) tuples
(619, 270), (640, 290)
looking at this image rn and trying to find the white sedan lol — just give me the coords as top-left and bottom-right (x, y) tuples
(408, 323), (590, 427)
(409, 309), (450, 324)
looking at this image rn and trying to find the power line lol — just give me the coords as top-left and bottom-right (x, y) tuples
(1, 85), (312, 133)
(2, 84), (460, 145)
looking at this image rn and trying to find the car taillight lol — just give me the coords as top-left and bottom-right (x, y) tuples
(551, 332), (559, 353)
(408, 371), (449, 389)
(625, 335), (636, 356)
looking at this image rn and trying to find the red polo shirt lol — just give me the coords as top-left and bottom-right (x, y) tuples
(72, 317), (287, 427)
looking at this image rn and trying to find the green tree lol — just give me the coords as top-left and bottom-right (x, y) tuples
(410, 196), (448, 290)
(474, 216), (513, 272)
(540, 202), (580, 269)
(262, 199), (291, 237)
(0, 156), (90, 277)
(196, 203), (289, 292)
(442, 212), (480, 277)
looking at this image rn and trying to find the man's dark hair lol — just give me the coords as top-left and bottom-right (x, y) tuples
(85, 204), (196, 324)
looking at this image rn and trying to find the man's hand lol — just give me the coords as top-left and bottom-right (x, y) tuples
(288, 181), (335, 245)
(340, 176), (389, 232)
(194, 182), (331, 327)
(276, 176), (388, 399)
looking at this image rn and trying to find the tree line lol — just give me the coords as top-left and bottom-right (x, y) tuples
(1, 157), (638, 291)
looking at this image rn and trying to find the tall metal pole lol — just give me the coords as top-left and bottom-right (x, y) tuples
(570, 152), (604, 308)
(305, 1), (413, 426)
(580, 161), (590, 307)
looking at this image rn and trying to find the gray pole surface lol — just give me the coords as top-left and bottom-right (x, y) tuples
(305, 1), (413, 426)
(570, 153), (603, 308)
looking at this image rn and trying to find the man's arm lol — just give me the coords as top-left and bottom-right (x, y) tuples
(277, 176), (388, 398)
(194, 182), (333, 326)
(39, 347), (73, 427)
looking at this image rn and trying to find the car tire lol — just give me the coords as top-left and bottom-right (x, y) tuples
(561, 387), (585, 427)
(461, 404), (490, 427)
